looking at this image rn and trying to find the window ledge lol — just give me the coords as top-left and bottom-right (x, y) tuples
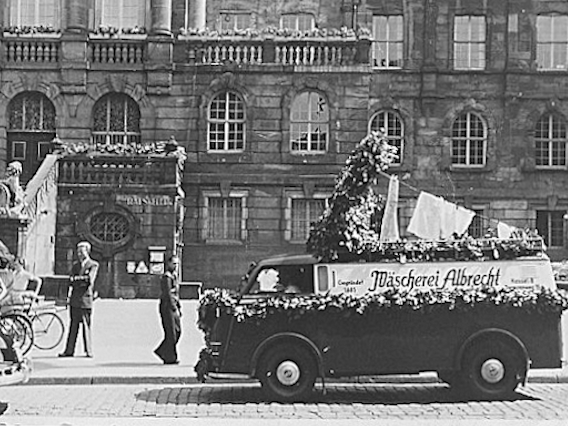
(448, 166), (489, 173)
(205, 239), (244, 245)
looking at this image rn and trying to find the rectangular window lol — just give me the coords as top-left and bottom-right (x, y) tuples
(37, 142), (51, 160)
(468, 208), (488, 239)
(536, 210), (565, 248)
(100, 0), (146, 29)
(9, 0), (60, 27)
(537, 15), (568, 70)
(454, 16), (486, 70)
(220, 12), (251, 31)
(372, 15), (403, 68)
(291, 199), (326, 241)
(12, 141), (26, 160)
(206, 196), (246, 241)
(281, 13), (314, 32)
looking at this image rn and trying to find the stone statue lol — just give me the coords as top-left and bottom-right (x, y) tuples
(0, 161), (25, 216)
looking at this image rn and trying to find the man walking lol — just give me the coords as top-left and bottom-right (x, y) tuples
(60, 241), (99, 358)
(154, 255), (181, 364)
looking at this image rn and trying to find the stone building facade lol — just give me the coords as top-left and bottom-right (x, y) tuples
(1, 0), (568, 295)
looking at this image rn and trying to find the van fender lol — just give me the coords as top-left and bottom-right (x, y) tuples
(456, 328), (530, 384)
(250, 332), (326, 381)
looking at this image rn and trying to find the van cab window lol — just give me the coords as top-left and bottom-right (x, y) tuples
(249, 265), (313, 294)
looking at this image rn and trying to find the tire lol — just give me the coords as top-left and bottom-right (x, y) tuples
(258, 344), (318, 402)
(0, 314), (34, 355)
(462, 341), (523, 400)
(32, 312), (65, 350)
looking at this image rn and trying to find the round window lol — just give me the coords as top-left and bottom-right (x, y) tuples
(90, 212), (130, 243)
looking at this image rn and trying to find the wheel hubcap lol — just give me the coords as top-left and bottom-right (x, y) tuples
(480, 358), (505, 384)
(276, 360), (301, 386)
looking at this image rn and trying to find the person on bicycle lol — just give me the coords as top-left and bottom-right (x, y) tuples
(0, 258), (41, 308)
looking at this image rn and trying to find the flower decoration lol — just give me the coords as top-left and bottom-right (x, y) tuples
(2, 25), (60, 35)
(179, 25), (371, 40)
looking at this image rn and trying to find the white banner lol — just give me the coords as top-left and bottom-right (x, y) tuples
(317, 258), (556, 297)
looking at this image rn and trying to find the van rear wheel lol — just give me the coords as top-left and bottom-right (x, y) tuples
(462, 341), (523, 400)
(258, 344), (317, 402)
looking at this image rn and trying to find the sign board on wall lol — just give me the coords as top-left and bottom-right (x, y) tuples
(116, 194), (173, 206)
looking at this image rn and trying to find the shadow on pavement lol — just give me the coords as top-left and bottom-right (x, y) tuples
(134, 383), (539, 405)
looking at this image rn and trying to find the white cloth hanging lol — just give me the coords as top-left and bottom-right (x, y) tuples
(380, 175), (400, 242)
(407, 191), (443, 239)
(440, 200), (475, 239)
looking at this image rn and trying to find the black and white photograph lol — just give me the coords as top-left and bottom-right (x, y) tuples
(0, 1), (567, 425)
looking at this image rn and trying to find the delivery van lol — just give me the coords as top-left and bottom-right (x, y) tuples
(196, 240), (566, 402)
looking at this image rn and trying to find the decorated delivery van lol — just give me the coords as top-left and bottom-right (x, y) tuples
(195, 133), (568, 402)
(195, 237), (568, 402)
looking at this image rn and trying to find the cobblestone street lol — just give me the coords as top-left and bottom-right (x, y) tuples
(1, 383), (568, 420)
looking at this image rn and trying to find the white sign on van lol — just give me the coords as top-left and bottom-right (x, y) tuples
(317, 259), (555, 297)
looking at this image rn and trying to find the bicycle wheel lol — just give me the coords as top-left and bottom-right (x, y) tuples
(32, 311), (65, 350)
(0, 314), (34, 355)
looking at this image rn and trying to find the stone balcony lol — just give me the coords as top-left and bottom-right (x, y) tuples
(58, 154), (183, 187)
(0, 31), (372, 68)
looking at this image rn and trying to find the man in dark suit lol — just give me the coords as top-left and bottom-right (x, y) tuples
(59, 241), (99, 358)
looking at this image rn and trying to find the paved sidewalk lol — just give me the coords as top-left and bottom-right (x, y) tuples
(23, 299), (568, 385)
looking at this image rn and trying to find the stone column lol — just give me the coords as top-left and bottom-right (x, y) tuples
(65, 0), (88, 33)
(151, 0), (173, 36)
(189, 0), (206, 30)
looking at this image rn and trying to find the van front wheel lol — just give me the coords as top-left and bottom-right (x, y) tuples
(258, 344), (317, 402)
(462, 342), (523, 399)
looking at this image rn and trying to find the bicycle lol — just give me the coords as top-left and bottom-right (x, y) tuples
(29, 298), (66, 350)
(0, 303), (34, 355)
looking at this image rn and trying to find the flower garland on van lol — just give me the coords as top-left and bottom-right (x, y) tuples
(197, 285), (568, 333)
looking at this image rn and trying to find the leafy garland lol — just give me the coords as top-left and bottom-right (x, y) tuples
(198, 286), (568, 332)
(54, 137), (186, 160)
(307, 131), (397, 261)
(180, 26), (371, 39)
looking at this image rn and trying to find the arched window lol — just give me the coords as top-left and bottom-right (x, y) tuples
(290, 92), (329, 153)
(208, 91), (246, 152)
(535, 113), (567, 167)
(369, 110), (404, 164)
(8, 91), (56, 182)
(451, 112), (487, 166)
(92, 93), (141, 146)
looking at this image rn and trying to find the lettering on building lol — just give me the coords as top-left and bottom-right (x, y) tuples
(117, 194), (173, 206)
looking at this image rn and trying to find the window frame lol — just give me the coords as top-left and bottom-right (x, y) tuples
(467, 206), (489, 239)
(450, 112), (488, 167)
(371, 15), (404, 69)
(535, 113), (567, 169)
(280, 13), (315, 32)
(207, 91), (246, 153)
(95, 0), (148, 30)
(8, 0), (61, 28)
(11, 141), (26, 161)
(202, 190), (249, 244)
(536, 210), (565, 248)
(369, 110), (404, 165)
(91, 93), (141, 147)
(536, 14), (568, 71)
(453, 15), (487, 70)
(37, 141), (51, 160)
(289, 91), (329, 154)
(219, 11), (252, 31)
(284, 193), (329, 243)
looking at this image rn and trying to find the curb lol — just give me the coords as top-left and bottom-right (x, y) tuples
(24, 374), (568, 386)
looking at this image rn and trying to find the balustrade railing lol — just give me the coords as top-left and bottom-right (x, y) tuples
(3, 37), (60, 63)
(58, 156), (181, 186)
(89, 39), (145, 64)
(182, 37), (370, 66)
